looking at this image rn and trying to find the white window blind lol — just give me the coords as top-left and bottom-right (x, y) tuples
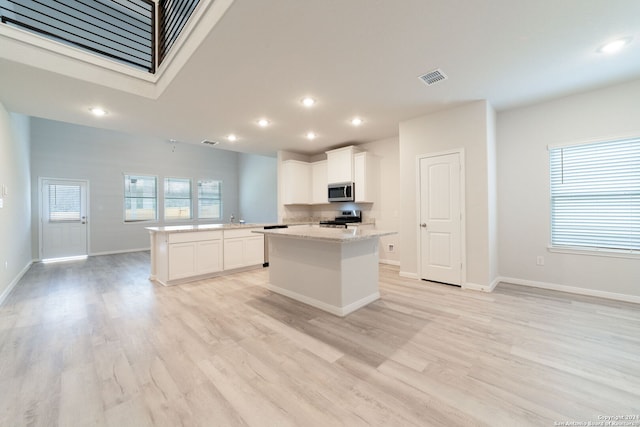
(549, 138), (640, 252)
(48, 184), (81, 221)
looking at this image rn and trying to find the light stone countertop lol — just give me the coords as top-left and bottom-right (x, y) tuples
(253, 225), (396, 243)
(146, 223), (272, 233)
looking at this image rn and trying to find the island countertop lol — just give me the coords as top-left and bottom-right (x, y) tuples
(145, 223), (271, 233)
(253, 225), (396, 243)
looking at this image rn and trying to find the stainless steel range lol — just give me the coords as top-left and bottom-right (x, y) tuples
(319, 210), (362, 228)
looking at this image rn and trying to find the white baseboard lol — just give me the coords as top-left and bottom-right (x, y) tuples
(462, 277), (500, 292)
(265, 283), (380, 317)
(399, 271), (419, 280)
(89, 247), (150, 256)
(0, 260), (33, 307)
(379, 259), (400, 266)
(498, 276), (640, 305)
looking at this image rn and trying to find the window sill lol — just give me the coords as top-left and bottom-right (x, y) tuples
(548, 245), (640, 260)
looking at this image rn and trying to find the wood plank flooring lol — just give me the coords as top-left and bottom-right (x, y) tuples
(0, 252), (638, 426)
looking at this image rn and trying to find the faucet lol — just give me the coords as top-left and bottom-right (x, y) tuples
(230, 213), (235, 223)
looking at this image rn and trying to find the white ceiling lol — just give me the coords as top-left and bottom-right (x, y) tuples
(1, 0), (640, 155)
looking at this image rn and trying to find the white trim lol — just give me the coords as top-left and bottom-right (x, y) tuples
(548, 245), (640, 260)
(399, 271), (419, 280)
(0, 260), (33, 307)
(546, 132), (640, 150)
(462, 277), (500, 293)
(415, 148), (466, 285)
(498, 276), (640, 305)
(379, 259), (400, 266)
(265, 283), (380, 317)
(89, 248), (150, 257)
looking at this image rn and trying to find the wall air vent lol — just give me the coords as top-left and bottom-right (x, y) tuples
(201, 139), (219, 146)
(418, 69), (448, 86)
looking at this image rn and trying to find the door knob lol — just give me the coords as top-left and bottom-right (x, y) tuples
(420, 223), (427, 228)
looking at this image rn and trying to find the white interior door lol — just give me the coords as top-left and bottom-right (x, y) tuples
(41, 179), (88, 260)
(419, 153), (462, 285)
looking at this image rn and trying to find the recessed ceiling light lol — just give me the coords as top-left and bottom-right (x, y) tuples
(227, 134), (237, 142)
(257, 119), (270, 127)
(301, 97), (316, 107)
(306, 132), (316, 140)
(351, 117), (363, 126)
(599, 38), (631, 54)
(89, 107), (107, 116)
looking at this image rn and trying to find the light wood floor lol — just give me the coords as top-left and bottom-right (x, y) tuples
(1, 252), (638, 426)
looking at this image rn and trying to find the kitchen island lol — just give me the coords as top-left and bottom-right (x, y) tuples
(253, 226), (397, 316)
(146, 223), (267, 286)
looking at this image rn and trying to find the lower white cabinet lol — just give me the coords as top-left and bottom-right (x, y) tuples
(223, 228), (265, 270)
(151, 227), (264, 285)
(167, 231), (223, 280)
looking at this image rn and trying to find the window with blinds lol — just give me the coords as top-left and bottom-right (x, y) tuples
(124, 174), (157, 222)
(48, 184), (81, 221)
(197, 179), (222, 219)
(549, 137), (640, 253)
(165, 177), (192, 220)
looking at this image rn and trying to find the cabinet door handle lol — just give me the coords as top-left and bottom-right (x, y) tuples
(420, 223), (427, 228)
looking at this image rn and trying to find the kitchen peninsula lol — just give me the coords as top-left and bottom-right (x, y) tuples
(254, 226), (397, 316)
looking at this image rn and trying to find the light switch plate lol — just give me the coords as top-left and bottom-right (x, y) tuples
(0, 198), (3, 208)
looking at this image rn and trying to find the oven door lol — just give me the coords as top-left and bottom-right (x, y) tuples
(328, 183), (354, 202)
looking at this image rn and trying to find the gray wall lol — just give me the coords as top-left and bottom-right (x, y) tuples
(0, 102), (32, 303)
(238, 153), (277, 224)
(30, 118), (242, 256)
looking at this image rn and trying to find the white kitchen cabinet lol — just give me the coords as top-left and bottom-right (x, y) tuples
(282, 160), (311, 204)
(354, 152), (379, 203)
(311, 160), (328, 204)
(223, 228), (265, 270)
(326, 146), (357, 184)
(167, 231), (223, 280)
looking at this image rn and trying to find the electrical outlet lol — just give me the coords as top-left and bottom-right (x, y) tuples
(388, 244), (394, 252)
(536, 256), (545, 266)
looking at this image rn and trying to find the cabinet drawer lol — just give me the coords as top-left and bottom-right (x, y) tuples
(168, 231), (222, 244)
(223, 228), (261, 239)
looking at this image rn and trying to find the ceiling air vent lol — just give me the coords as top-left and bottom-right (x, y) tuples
(201, 139), (219, 146)
(418, 69), (447, 86)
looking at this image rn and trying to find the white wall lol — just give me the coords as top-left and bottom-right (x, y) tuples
(360, 137), (401, 265)
(497, 79), (640, 299)
(30, 118), (241, 257)
(399, 101), (497, 288)
(0, 102), (32, 304)
(238, 153), (277, 224)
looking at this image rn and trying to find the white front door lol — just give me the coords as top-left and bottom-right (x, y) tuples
(41, 179), (88, 260)
(419, 153), (462, 286)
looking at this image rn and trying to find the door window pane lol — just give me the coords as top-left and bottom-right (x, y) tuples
(49, 184), (81, 221)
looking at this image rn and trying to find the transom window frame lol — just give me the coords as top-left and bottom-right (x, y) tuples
(547, 135), (640, 260)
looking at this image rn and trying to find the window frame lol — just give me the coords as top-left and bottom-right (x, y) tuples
(197, 178), (223, 220)
(547, 136), (640, 259)
(164, 176), (193, 221)
(123, 174), (158, 223)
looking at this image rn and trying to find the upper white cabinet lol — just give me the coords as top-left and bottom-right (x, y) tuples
(311, 160), (328, 204)
(354, 152), (378, 203)
(282, 160), (311, 205)
(326, 146), (357, 184)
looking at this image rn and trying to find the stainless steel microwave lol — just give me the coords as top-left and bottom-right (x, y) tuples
(328, 182), (354, 202)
